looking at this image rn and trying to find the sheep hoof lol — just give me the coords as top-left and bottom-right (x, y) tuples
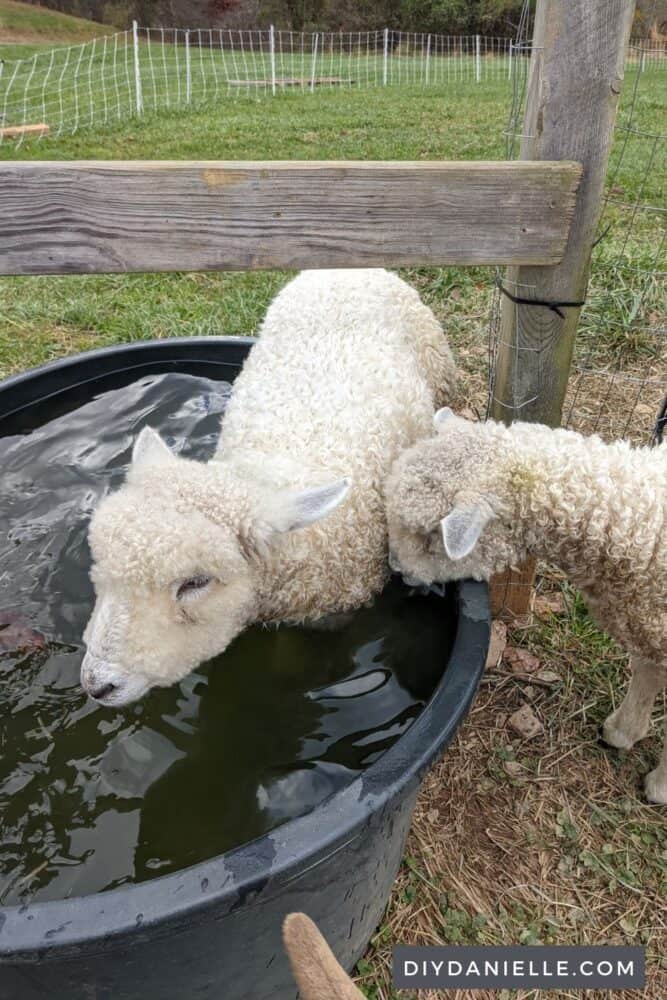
(644, 769), (667, 805)
(601, 714), (644, 750)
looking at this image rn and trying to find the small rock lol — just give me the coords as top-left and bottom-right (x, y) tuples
(535, 668), (562, 685)
(508, 704), (543, 740)
(0, 610), (46, 654)
(486, 621), (508, 668)
(534, 592), (566, 617)
(503, 760), (524, 777)
(503, 646), (540, 674)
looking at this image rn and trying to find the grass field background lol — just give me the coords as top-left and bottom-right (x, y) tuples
(0, 28), (665, 1000)
(0, 0), (107, 45)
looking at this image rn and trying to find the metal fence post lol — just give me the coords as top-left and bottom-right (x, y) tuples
(310, 32), (319, 92)
(508, 39), (513, 79)
(383, 27), (388, 85)
(425, 33), (431, 86)
(475, 33), (481, 82)
(270, 24), (276, 95)
(185, 29), (191, 104)
(132, 20), (143, 114)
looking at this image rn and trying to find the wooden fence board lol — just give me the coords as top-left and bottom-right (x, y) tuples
(0, 160), (581, 275)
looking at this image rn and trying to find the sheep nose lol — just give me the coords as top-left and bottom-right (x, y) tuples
(89, 682), (117, 701)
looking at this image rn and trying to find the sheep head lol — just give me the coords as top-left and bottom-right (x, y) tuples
(386, 410), (526, 585)
(80, 427), (350, 707)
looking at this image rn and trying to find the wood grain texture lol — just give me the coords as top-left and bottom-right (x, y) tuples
(489, 559), (537, 624)
(0, 160), (581, 276)
(489, 0), (634, 617)
(490, 0), (635, 428)
(0, 123), (49, 139)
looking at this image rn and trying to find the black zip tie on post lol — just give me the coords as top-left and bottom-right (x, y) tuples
(496, 277), (586, 320)
(591, 221), (614, 249)
(653, 394), (667, 446)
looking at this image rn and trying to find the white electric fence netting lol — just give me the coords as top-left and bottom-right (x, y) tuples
(2, 24), (663, 146)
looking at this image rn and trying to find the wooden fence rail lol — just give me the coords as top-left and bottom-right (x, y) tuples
(0, 160), (580, 275)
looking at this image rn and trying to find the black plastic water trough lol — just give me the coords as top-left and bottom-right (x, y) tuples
(0, 338), (490, 1000)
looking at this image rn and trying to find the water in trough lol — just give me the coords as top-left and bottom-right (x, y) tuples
(0, 372), (453, 905)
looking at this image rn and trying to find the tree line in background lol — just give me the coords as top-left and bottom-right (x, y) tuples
(18, 0), (534, 34)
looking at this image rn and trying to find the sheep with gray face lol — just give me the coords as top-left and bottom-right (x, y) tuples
(81, 269), (456, 707)
(385, 409), (667, 804)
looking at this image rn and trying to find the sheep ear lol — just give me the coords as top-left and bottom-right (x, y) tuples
(272, 479), (352, 534)
(440, 504), (491, 561)
(433, 406), (455, 430)
(243, 479), (351, 560)
(131, 427), (175, 468)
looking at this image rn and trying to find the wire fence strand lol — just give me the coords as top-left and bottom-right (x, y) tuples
(1, 24), (663, 145)
(487, 7), (666, 446)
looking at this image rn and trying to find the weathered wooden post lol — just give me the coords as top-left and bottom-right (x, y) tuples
(489, 0), (636, 619)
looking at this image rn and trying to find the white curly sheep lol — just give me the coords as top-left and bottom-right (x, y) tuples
(385, 409), (667, 804)
(81, 269), (456, 707)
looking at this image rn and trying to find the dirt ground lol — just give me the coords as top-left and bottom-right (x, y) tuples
(359, 569), (666, 999)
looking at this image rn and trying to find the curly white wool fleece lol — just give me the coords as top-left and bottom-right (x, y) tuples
(387, 416), (666, 659)
(215, 268), (456, 618)
(82, 269), (456, 705)
(386, 413), (667, 801)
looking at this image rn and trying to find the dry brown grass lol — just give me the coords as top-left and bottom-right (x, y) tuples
(352, 277), (666, 998)
(357, 570), (666, 999)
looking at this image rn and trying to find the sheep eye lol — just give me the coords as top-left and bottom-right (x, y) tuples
(418, 532), (433, 553)
(176, 575), (212, 600)
(426, 532), (441, 553)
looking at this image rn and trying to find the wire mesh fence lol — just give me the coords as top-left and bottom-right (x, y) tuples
(487, 8), (666, 447)
(0, 28), (517, 144)
(1, 23), (663, 146)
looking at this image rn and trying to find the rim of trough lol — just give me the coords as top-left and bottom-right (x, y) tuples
(0, 337), (490, 957)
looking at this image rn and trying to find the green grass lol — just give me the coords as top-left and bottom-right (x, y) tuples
(0, 79), (510, 379)
(0, 37), (509, 137)
(1, 65), (663, 388)
(0, 53), (665, 999)
(0, 0), (107, 48)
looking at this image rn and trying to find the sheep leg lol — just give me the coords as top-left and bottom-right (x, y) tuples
(602, 656), (664, 750)
(644, 734), (667, 805)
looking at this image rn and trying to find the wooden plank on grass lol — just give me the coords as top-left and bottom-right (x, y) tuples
(0, 160), (581, 276)
(228, 77), (353, 86)
(0, 123), (49, 139)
